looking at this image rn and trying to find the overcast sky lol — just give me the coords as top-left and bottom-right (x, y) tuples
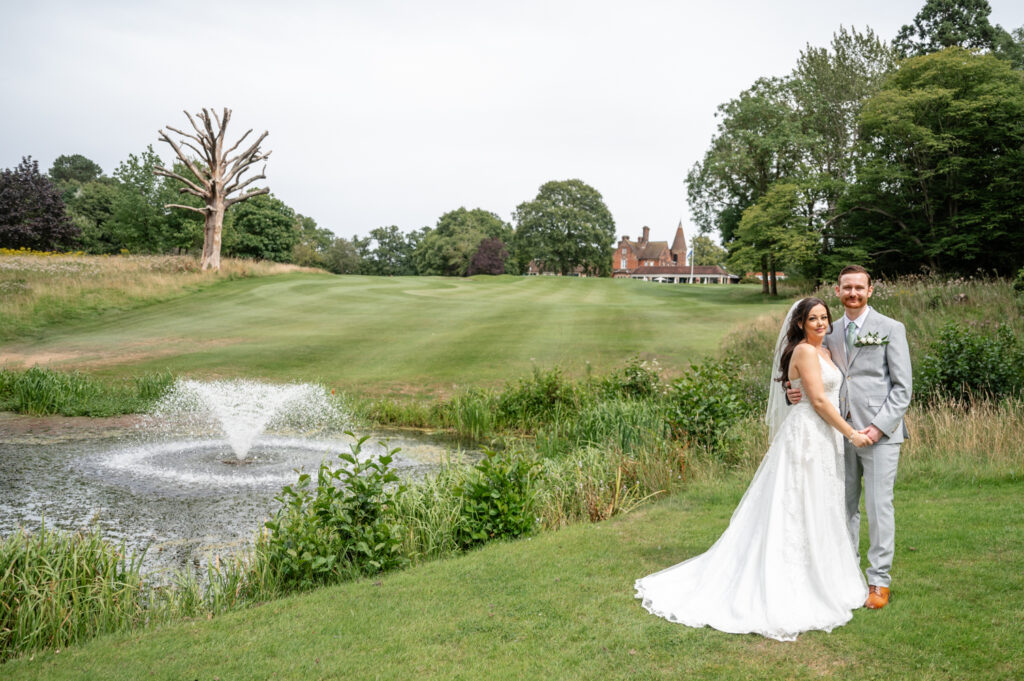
(3, 1), (1023, 243)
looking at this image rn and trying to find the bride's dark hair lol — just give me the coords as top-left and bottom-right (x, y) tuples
(777, 297), (832, 383)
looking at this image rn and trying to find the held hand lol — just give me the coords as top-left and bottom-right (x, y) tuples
(849, 431), (872, 448)
(785, 384), (803, 405)
(862, 425), (884, 444)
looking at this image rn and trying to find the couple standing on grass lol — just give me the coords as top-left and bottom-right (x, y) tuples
(635, 265), (912, 642)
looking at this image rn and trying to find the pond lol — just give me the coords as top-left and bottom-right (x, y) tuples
(0, 381), (467, 581)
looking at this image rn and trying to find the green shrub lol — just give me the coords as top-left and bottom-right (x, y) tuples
(259, 434), (409, 592)
(455, 448), (541, 549)
(664, 359), (751, 452)
(495, 367), (583, 428)
(918, 323), (1024, 402)
(1013, 267), (1024, 294)
(598, 356), (662, 400)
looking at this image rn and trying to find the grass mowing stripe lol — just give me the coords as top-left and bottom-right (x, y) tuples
(0, 275), (793, 397)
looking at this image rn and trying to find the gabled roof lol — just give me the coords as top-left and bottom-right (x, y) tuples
(631, 240), (669, 260)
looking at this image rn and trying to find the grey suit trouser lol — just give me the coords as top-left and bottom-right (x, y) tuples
(844, 441), (900, 588)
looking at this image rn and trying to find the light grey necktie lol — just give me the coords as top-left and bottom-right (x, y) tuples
(846, 320), (858, 354)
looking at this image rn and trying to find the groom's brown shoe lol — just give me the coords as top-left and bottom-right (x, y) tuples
(865, 585), (890, 609)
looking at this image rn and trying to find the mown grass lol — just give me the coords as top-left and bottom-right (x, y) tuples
(0, 252), (322, 342)
(0, 264), (793, 397)
(3, 478), (1020, 680)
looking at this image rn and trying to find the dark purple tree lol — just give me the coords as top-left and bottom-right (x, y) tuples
(0, 156), (79, 250)
(466, 237), (509, 275)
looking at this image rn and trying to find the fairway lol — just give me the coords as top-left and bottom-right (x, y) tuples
(2, 274), (792, 397)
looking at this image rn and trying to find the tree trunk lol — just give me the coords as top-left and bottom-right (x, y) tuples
(760, 255), (769, 295)
(769, 253), (778, 297)
(201, 199), (225, 271)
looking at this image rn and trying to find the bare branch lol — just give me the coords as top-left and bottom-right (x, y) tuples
(154, 138), (210, 190)
(225, 186), (270, 207)
(165, 125), (205, 148)
(223, 128), (253, 157)
(165, 203), (209, 215)
(184, 110), (205, 139)
(225, 130), (269, 170)
(225, 168), (266, 196)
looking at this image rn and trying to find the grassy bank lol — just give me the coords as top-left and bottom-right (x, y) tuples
(0, 252), (321, 342)
(4, 477), (1020, 681)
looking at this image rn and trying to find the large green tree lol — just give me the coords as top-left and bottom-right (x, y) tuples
(728, 183), (819, 295)
(363, 225), (415, 276)
(893, 0), (1022, 64)
(49, 154), (103, 186)
(840, 48), (1024, 275)
(686, 77), (805, 290)
(107, 145), (171, 253)
(512, 180), (615, 276)
(690, 235), (727, 267)
(67, 178), (119, 253)
(223, 193), (299, 262)
(415, 208), (512, 276)
(789, 26), (896, 278)
(291, 214), (336, 269)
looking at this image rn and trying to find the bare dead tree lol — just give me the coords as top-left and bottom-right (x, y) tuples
(154, 108), (271, 271)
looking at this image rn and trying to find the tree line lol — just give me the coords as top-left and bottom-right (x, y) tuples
(0, 148), (618, 277)
(688, 0), (1024, 293)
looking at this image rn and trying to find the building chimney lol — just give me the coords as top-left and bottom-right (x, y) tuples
(641, 226), (650, 244)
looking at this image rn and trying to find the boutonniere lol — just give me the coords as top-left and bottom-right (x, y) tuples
(854, 332), (889, 347)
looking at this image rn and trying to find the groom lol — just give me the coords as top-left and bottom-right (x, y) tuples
(790, 265), (912, 609)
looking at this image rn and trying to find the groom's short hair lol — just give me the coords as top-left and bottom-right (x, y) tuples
(838, 265), (872, 286)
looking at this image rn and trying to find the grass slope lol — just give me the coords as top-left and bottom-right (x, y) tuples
(0, 275), (791, 398)
(5, 478), (1020, 680)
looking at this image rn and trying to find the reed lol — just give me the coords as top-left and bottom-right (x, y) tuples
(0, 525), (147, 662)
(0, 367), (173, 416)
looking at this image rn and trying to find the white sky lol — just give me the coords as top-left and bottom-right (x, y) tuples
(2, 0), (1023, 243)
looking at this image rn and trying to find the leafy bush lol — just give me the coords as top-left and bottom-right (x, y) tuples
(918, 323), (1024, 402)
(496, 367), (582, 428)
(1013, 267), (1024, 294)
(598, 356), (662, 400)
(259, 434), (408, 592)
(455, 449), (541, 549)
(664, 359), (751, 452)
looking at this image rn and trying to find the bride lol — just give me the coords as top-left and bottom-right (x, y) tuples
(635, 298), (870, 641)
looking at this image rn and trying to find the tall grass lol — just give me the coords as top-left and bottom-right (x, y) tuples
(0, 526), (147, 662)
(0, 367), (173, 416)
(0, 253), (322, 341)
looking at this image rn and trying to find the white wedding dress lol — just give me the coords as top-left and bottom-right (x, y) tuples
(635, 356), (868, 641)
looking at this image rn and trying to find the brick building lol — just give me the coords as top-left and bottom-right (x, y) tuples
(613, 223), (738, 284)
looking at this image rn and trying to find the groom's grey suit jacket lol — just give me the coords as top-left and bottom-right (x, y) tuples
(824, 307), (913, 444)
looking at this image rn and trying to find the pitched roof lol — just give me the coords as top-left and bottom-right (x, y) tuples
(670, 224), (687, 254)
(632, 240), (669, 260)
